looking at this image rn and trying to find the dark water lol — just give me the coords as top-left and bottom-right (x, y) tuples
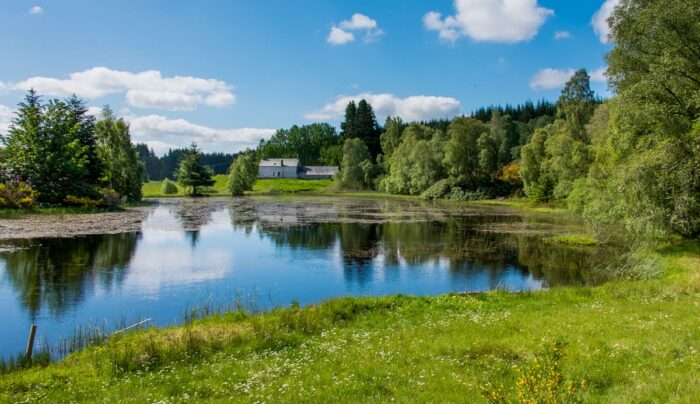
(0, 197), (612, 358)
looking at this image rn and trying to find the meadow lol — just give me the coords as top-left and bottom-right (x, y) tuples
(1, 239), (698, 402)
(141, 176), (335, 197)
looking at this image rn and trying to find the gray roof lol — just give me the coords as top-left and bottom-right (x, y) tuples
(259, 158), (299, 167)
(301, 166), (339, 175)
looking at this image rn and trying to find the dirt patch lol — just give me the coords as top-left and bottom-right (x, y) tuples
(0, 206), (153, 240)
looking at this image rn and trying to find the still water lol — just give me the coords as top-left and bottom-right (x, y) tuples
(0, 197), (611, 357)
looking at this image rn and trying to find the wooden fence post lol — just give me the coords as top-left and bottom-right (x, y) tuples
(25, 324), (37, 363)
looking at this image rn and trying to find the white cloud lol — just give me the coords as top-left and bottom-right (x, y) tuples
(592, 0), (620, 44)
(589, 66), (608, 82)
(424, 0), (553, 43)
(139, 140), (181, 156)
(530, 67), (608, 90)
(305, 93), (461, 122)
(127, 114), (275, 153)
(530, 68), (577, 90)
(554, 31), (571, 40)
(0, 105), (14, 134)
(327, 13), (383, 45)
(29, 6), (43, 14)
(9, 67), (236, 111)
(327, 27), (355, 45)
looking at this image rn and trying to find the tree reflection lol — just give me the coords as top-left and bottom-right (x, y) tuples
(224, 197), (612, 289)
(0, 233), (140, 318)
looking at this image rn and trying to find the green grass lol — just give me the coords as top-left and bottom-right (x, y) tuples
(1, 241), (699, 402)
(142, 177), (335, 197)
(142, 175), (229, 197)
(251, 178), (334, 194)
(544, 233), (599, 246)
(0, 205), (122, 218)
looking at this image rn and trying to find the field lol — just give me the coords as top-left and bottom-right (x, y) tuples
(141, 176), (335, 197)
(1, 240), (698, 402)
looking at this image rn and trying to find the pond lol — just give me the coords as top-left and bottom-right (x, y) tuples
(0, 197), (614, 358)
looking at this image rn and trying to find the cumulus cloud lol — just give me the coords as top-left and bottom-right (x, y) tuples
(423, 0), (553, 43)
(29, 6), (43, 14)
(127, 114), (275, 153)
(554, 31), (571, 40)
(592, 0), (620, 44)
(327, 13), (383, 45)
(9, 67), (236, 111)
(0, 105), (14, 134)
(305, 93), (461, 122)
(327, 27), (355, 45)
(530, 67), (608, 90)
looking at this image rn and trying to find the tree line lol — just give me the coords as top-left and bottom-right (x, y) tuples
(136, 145), (236, 181)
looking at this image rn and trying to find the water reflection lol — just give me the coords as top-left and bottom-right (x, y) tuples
(0, 197), (616, 357)
(1, 233), (139, 319)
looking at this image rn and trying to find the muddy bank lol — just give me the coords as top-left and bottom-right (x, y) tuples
(0, 206), (153, 240)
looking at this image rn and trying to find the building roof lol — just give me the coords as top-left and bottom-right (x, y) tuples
(301, 166), (339, 176)
(259, 158), (299, 167)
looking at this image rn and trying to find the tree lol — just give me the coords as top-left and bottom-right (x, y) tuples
(3, 90), (95, 203)
(384, 125), (446, 195)
(340, 101), (358, 140)
(95, 107), (144, 201)
(340, 99), (381, 159)
(67, 95), (101, 184)
(227, 151), (258, 196)
(380, 116), (403, 161)
(176, 143), (215, 196)
(557, 69), (596, 141)
(340, 138), (372, 189)
(580, 0), (700, 237)
(521, 126), (554, 202)
(443, 117), (488, 187)
(259, 123), (339, 165)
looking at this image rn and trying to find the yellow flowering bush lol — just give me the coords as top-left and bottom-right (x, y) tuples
(0, 182), (37, 209)
(482, 340), (587, 403)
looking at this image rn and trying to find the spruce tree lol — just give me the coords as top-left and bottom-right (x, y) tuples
(176, 143), (215, 196)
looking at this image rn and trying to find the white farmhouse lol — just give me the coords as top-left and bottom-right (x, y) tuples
(258, 158), (338, 180)
(258, 158), (299, 179)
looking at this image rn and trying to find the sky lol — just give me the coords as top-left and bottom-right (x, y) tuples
(0, 0), (618, 155)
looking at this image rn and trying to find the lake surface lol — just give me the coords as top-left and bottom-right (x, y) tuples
(0, 197), (612, 358)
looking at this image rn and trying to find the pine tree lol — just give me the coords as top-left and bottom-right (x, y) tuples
(176, 143), (215, 196)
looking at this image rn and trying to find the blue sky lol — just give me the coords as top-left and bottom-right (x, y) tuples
(0, 0), (618, 154)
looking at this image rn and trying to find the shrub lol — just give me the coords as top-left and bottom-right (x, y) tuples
(482, 340), (587, 403)
(64, 195), (106, 207)
(0, 182), (37, 209)
(99, 188), (123, 207)
(161, 179), (179, 195)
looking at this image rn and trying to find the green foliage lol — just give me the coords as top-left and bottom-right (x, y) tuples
(569, 0), (700, 238)
(557, 69), (597, 140)
(443, 118), (488, 187)
(341, 99), (381, 158)
(227, 152), (258, 196)
(2, 90), (99, 204)
(258, 123), (340, 166)
(340, 138), (373, 189)
(160, 179), (178, 195)
(95, 107), (144, 201)
(176, 143), (215, 196)
(482, 340), (587, 403)
(384, 124), (446, 195)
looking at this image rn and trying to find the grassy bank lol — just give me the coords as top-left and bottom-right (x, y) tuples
(1, 241), (698, 402)
(141, 176), (335, 197)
